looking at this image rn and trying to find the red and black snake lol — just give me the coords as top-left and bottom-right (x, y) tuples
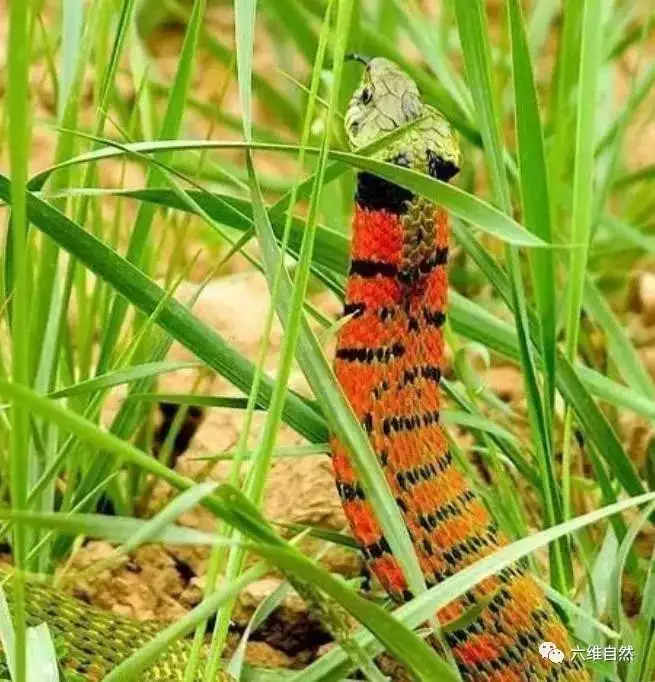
(331, 56), (589, 682)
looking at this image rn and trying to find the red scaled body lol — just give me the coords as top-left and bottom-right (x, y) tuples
(331, 204), (589, 681)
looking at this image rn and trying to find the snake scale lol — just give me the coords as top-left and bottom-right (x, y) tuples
(0, 59), (589, 681)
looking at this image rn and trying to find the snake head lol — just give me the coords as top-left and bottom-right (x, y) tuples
(345, 57), (461, 182)
(345, 57), (423, 148)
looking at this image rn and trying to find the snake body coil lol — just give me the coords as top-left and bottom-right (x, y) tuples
(0, 568), (230, 680)
(331, 57), (589, 681)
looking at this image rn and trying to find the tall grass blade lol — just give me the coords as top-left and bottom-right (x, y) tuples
(561, 0), (609, 521)
(507, 0), (557, 415)
(6, 0), (33, 676)
(0, 381), (457, 681)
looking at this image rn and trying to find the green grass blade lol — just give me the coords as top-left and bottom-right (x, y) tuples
(630, 545), (655, 682)
(0, 382), (457, 681)
(0, 585), (19, 681)
(17, 170), (650, 497)
(297, 490), (655, 681)
(108, 185), (655, 437)
(59, 0), (84, 118)
(28, 0), (103, 402)
(235, 0), (257, 141)
(33, 136), (543, 247)
(548, 0), (583, 209)
(561, 0), (609, 521)
(127, 394), (258, 410)
(6, 0), (33, 675)
(48, 361), (201, 399)
(26, 624), (59, 682)
(162, 0), (302, 131)
(197, 7), (338, 678)
(447, 289), (645, 496)
(507, 0), (557, 413)
(389, 0), (471, 118)
(452, 0), (509, 208)
(563, 0), (610, 359)
(609, 501), (655, 636)
(250, 162), (429, 601)
(110, 481), (221, 558)
(583, 279), (655, 399)
(263, 0), (319, 64)
(554, 356), (644, 498)
(328, 152), (541, 246)
(104, 565), (268, 682)
(0, 509), (226, 547)
(227, 579), (293, 679)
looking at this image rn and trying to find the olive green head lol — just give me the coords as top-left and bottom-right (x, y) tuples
(345, 57), (461, 179)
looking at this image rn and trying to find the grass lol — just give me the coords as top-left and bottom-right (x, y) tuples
(0, 0), (655, 681)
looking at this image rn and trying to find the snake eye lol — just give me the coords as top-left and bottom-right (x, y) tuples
(361, 87), (372, 105)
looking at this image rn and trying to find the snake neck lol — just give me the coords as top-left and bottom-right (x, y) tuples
(352, 170), (450, 294)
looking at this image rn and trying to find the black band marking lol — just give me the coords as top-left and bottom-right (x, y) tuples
(427, 150), (460, 182)
(336, 480), (366, 502)
(379, 306), (396, 322)
(336, 343), (405, 364)
(373, 379), (391, 400)
(343, 302), (366, 318)
(434, 247), (449, 265)
(394, 452), (450, 494)
(423, 489), (477, 529)
(382, 409), (440, 436)
(361, 536), (392, 561)
(419, 247), (449, 273)
(399, 364), (442, 388)
(356, 172), (414, 214)
(423, 308), (446, 328)
(350, 259), (398, 278)
(399, 247), (449, 284)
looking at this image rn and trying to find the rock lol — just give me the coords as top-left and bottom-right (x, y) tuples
(229, 575), (330, 655)
(232, 578), (302, 627)
(263, 457), (362, 578)
(170, 275), (283, 361)
(243, 641), (295, 669)
(66, 543), (187, 622)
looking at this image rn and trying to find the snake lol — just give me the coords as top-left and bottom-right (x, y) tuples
(0, 58), (590, 682)
(0, 566), (231, 680)
(330, 57), (590, 681)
